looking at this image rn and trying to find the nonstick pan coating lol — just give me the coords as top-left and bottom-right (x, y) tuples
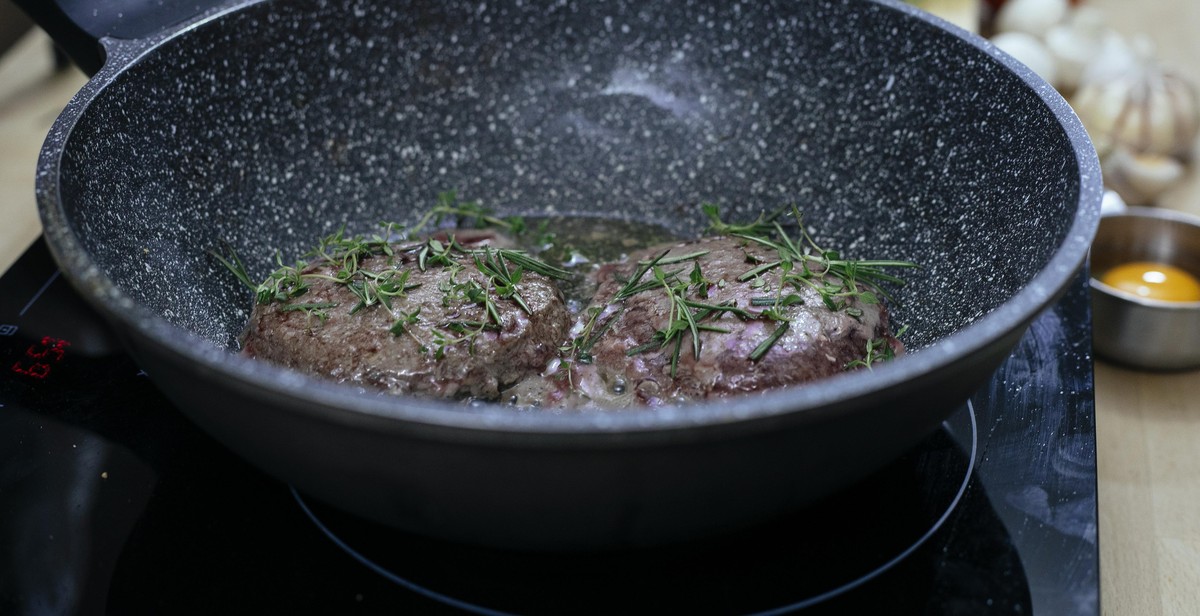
(28, 0), (1100, 549)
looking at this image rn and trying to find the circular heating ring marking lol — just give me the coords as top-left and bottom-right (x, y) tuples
(293, 400), (979, 616)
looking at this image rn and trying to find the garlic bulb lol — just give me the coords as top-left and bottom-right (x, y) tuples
(1100, 147), (1186, 205)
(1070, 49), (1200, 160)
(994, 0), (1069, 38)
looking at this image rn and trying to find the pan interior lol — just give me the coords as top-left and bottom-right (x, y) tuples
(52, 0), (1081, 372)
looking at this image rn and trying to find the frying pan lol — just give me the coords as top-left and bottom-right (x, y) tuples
(15, 0), (1101, 550)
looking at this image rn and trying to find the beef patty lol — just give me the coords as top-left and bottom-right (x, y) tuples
(516, 235), (903, 407)
(240, 233), (571, 400)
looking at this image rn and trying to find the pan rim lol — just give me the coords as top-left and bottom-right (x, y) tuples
(33, 0), (1103, 438)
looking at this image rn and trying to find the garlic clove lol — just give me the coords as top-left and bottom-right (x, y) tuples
(1044, 7), (1111, 95)
(990, 32), (1059, 87)
(1080, 34), (1150, 86)
(1100, 148), (1186, 205)
(994, 0), (1069, 37)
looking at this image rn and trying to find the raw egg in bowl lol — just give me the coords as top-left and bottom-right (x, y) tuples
(1091, 207), (1200, 370)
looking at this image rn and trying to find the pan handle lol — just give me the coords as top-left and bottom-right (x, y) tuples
(10, 0), (228, 76)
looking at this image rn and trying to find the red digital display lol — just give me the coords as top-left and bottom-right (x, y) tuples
(11, 336), (71, 380)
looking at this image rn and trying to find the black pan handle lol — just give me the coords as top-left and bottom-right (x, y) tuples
(10, 0), (229, 76)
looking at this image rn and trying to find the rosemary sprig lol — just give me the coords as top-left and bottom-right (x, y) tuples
(729, 206), (918, 310)
(609, 204), (917, 368)
(305, 222), (406, 279)
(475, 248), (572, 281)
(389, 308), (422, 337)
(474, 247), (531, 314)
(615, 250), (670, 300)
(637, 250), (711, 266)
(749, 294), (805, 307)
(620, 259), (748, 376)
(749, 321), (790, 361)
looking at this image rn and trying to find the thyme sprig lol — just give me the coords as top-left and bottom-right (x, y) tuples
(346, 269), (419, 314)
(278, 301), (338, 325)
(210, 243), (310, 305)
(701, 202), (788, 237)
(305, 222), (405, 278)
(845, 324), (909, 370)
(410, 190), (527, 235)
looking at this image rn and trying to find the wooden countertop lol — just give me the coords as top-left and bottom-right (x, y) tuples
(1, 4), (1198, 613)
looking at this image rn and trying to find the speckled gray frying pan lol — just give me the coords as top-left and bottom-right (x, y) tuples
(17, 0), (1100, 549)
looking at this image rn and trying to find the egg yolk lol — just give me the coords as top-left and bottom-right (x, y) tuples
(1100, 261), (1200, 302)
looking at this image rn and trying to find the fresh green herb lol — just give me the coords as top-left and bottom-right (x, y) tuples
(701, 202), (788, 237)
(410, 191), (526, 235)
(346, 269), (418, 314)
(619, 258), (750, 377)
(305, 222), (405, 275)
(474, 248), (531, 314)
(389, 308), (422, 336)
(209, 243), (310, 305)
(728, 206), (916, 310)
(749, 295), (805, 307)
(563, 306), (624, 365)
(475, 248), (572, 281)
(605, 204), (916, 368)
(614, 250), (668, 300)
(415, 237), (458, 271)
(845, 337), (895, 370)
(212, 187), (573, 365)
(749, 321), (790, 361)
(637, 250), (711, 266)
(277, 301), (338, 324)
(533, 219), (556, 249)
(845, 325), (909, 370)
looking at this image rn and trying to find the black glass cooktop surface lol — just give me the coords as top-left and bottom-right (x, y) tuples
(0, 238), (1098, 615)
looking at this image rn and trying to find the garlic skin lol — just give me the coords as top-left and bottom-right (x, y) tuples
(1070, 49), (1200, 160)
(991, 32), (1058, 86)
(994, 0), (1069, 37)
(1100, 147), (1186, 205)
(1043, 7), (1112, 94)
(1079, 34), (1151, 88)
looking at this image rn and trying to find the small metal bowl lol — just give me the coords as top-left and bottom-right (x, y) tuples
(1090, 206), (1200, 370)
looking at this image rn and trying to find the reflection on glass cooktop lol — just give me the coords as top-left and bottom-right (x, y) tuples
(0, 239), (1098, 615)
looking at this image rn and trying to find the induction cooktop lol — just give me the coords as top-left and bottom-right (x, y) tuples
(0, 238), (1098, 615)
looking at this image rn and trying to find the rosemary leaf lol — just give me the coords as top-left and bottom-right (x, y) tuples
(749, 321), (790, 361)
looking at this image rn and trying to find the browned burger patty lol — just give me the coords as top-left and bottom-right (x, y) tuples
(240, 235), (571, 401)
(517, 235), (902, 407)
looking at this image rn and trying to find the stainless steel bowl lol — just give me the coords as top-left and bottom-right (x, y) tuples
(1091, 206), (1200, 370)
